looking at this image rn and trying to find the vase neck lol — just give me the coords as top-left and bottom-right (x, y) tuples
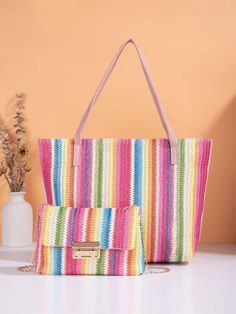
(9, 192), (26, 202)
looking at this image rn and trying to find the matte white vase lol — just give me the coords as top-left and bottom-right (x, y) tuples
(2, 192), (33, 247)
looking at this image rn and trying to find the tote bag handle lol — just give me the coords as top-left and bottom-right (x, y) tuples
(73, 38), (177, 166)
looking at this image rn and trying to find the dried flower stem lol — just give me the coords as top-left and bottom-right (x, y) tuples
(3, 172), (11, 188)
(0, 93), (32, 192)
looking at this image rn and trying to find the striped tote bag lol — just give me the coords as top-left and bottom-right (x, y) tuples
(38, 39), (212, 263)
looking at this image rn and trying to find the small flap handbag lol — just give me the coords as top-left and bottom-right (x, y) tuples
(34, 205), (145, 276)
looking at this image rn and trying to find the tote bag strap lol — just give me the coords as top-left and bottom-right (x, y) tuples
(73, 38), (177, 166)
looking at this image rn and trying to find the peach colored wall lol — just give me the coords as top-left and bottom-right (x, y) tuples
(0, 1), (235, 243)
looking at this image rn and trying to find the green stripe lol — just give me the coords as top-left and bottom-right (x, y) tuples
(96, 139), (103, 207)
(96, 251), (103, 274)
(177, 139), (185, 262)
(55, 206), (64, 246)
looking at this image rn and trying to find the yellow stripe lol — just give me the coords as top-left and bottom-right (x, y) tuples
(93, 208), (100, 241)
(85, 260), (89, 274)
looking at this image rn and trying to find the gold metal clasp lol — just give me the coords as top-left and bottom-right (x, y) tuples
(72, 241), (100, 260)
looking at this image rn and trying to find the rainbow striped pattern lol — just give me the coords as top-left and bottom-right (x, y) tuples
(35, 205), (145, 275)
(38, 138), (212, 262)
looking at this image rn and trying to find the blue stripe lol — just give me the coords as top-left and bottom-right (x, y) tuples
(54, 247), (62, 275)
(134, 140), (143, 208)
(84, 140), (89, 207)
(53, 139), (62, 205)
(71, 207), (78, 245)
(101, 208), (112, 248)
(139, 228), (146, 274)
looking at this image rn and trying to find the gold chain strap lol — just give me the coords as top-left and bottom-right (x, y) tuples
(17, 264), (35, 272)
(17, 211), (39, 273)
(145, 262), (170, 274)
(139, 212), (170, 274)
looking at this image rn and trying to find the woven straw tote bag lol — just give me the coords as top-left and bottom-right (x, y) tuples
(38, 38), (212, 263)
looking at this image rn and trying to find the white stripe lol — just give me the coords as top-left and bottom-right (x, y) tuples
(102, 139), (109, 207)
(82, 210), (89, 241)
(170, 144), (178, 262)
(60, 208), (70, 275)
(108, 209), (115, 248)
(61, 140), (65, 206)
(103, 250), (109, 275)
(48, 205), (58, 246)
(123, 250), (128, 275)
(182, 140), (191, 261)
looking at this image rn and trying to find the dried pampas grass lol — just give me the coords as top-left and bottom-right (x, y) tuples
(0, 93), (31, 192)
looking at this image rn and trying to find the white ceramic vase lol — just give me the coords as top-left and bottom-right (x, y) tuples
(2, 192), (32, 247)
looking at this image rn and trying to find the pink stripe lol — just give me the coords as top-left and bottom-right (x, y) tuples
(77, 139), (85, 208)
(167, 147), (174, 261)
(161, 140), (168, 261)
(117, 140), (131, 207)
(194, 140), (202, 250)
(34, 204), (45, 269)
(157, 140), (163, 261)
(116, 250), (122, 275)
(153, 140), (159, 262)
(112, 208), (121, 249)
(125, 140), (131, 206)
(119, 208), (130, 274)
(112, 208), (130, 250)
(194, 139), (211, 250)
(86, 139), (92, 207)
(73, 208), (86, 242)
(65, 247), (71, 274)
(123, 208), (130, 251)
(116, 140), (121, 207)
(157, 140), (167, 261)
(72, 252), (77, 274)
(118, 246), (125, 275)
(76, 258), (82, 274)
(38, 139), (53, 204)
(70, 209), (83, 273)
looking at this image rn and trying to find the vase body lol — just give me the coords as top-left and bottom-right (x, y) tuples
(2, 192), (32, 247)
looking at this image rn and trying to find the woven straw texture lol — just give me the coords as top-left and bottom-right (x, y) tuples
(38, 138), (212, 262)
(35, 205), (145, 276)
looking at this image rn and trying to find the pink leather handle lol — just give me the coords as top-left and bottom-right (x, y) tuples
(73, 38), (177, 166)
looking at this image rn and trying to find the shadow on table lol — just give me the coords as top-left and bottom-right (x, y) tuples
(0, 250), (32, 262)
(201, 97), (236, 244)
(0, 266), (36, 276)
(198, 244), (236, 255)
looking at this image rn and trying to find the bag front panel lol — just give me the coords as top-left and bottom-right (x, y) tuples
(34, 205), (145, 276)
(38, 138), (212, 262)
(36, 243), (145, 276)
